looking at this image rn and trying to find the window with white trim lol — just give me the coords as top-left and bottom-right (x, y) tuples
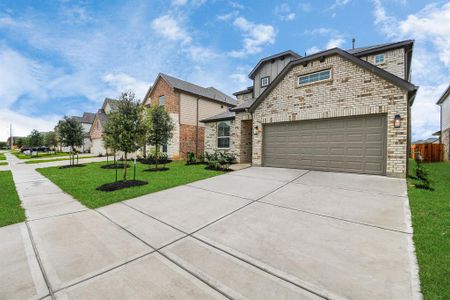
(374, 54), (385, 64)
(261, 76), (270, 87)
(217, 121), (230, 148)
(158, 95), (165, 106)
(298, 69), (331, 85)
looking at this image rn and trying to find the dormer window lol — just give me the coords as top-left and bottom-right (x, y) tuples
(374, 54), (385, 64)
(261, 76), (270, 87)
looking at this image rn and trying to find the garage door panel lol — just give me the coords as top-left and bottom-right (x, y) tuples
(263, 115), (387, 175)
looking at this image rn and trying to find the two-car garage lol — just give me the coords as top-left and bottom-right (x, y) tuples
(262, 114), (387, 175)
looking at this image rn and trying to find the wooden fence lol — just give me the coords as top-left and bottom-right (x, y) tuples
(411, 143), (444, 162)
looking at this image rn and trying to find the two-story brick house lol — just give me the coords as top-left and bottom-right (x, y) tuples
(143, 73), (236, 159)
(89, 98), (120, 155)
(437, 85), (450, 161)
(203, 40), (418, 177)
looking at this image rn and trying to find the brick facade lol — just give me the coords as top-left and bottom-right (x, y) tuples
(145, 77), (179, 114)
(252, 54), (408, 177)
(360, 48), (406, 80)
(179, 124), (205, 159)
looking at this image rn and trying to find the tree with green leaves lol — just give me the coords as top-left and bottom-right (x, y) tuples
(57, 116), (84, 166)
(144, 105), (174, 170)
(16, 137), (29, 149)
(28, 129), (43, 156)
(43, 131), (58, 151)
(103, 91), (145, 180)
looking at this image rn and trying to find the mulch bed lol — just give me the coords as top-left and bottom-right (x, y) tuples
(185, 162), (208, 166)
(143, 167), (170, 172)
(59, 164), (86, 169)
(205, 166), (233, 172)
(138, 159), (172, 165)
(96, 180), (148, 192)
(101, 163), (130, 169)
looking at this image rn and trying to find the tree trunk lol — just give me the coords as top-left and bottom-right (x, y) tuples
(123, 152), (128, 181)
(155, 145), (159, 170)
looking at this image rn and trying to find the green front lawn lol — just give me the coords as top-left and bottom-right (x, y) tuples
(0, 153), (6, 160)
(408, 160), (450, 299)
(0, 171), (26, 227)
(13, 151), (72, 160)
(38, 160), (224, 208)
(0, 162), (8, 166)
(25, 156), (97, 164)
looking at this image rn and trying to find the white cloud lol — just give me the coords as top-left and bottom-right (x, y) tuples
(217, 11), (238, 21)
(326, 37), (346, 49)
(0, 109), (61, 141)
(102, 73), (149, 100)
(371, 1), (450, 139)
(228, 17), (276, 58)
(330, 0), (351, 9)
(171, 0), (188, 6)
(229, 1), (244, 10)
(0, 48), (45, 107)
(306, 46), (321, 55)
(184, 46), (219, 62)
(151, 15), (192, 44)
(274, 4), (296, 21)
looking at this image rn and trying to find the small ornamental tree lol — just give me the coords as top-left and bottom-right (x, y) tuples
(57, 116), (84, 166)
(43, 131), (58, 151)
(103, 91), (145, 181)
(145, 105), (174, 170)
(28, 129), (43, 156)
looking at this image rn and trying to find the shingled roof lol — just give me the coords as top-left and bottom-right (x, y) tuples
(201, 110), (236, 123)
(157, 73), (236, 106)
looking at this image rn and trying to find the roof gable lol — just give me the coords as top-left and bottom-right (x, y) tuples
(437, 85), (450, 105)
(248, 50), (301, 79)
(249, 48), (418, 112)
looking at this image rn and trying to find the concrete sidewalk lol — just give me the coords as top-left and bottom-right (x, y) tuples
(0, 161), (421, 299)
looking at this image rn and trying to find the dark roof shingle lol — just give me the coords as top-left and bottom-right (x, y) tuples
(159, 73), (236, 106)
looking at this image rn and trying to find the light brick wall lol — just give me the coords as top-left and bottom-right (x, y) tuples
(360, 48), (405, 80)
(236, 92), (253, 105)
(442, 128), (450, 161)
(252, 54), (409, 177)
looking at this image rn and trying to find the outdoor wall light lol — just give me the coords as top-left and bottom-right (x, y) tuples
(394, 114), (401, 128)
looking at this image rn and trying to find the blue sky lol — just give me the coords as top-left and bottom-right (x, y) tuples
(0, 0), (449, 141)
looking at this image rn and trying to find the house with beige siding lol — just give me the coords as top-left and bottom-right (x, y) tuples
(437, 85), (450, 161)
(203, 40), (418, 178)
(72, 112), (95, 153)
(143, 73), (236, 159)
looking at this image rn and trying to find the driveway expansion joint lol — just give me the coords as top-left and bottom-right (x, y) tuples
(258, 200), (413, 235)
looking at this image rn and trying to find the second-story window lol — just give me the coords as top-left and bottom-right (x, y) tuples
(261, 76), (270, 87)
(374, 54), (385, 64)
(158, 95), (165, 106)
(298, 69), (331, 85)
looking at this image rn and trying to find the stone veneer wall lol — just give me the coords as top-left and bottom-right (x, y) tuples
(204, 112), (252, 163)
(252, 54), (409, 177)
(236, 92), (253, 105)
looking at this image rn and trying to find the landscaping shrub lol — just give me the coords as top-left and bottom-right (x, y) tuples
(414, 160), (434, 191)
(186, 152), (196, 165)
(204, 151), (236, 171)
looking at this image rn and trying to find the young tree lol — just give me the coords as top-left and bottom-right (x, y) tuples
(145, 105), (174, 170)
(16, 137), (28, 149)
(43, 131), (58, 151)
(103, 91), (145, 180)
(57, 117), (84, 166)
(28, 129), (43, 156)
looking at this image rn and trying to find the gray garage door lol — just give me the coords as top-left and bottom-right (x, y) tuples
(263, 115), (387, 175)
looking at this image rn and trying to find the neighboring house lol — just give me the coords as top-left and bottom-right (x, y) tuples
(6, 136), (24, 149)
(413, 138), (439, 144)
(72, 112), (96, 153)
(143, 73), (236, 159)
(203, 40), (418, 178)
(89, 98), (119, 155)
(437, 85), (450, 161)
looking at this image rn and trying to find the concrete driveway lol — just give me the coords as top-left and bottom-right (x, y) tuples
(0, 167), (420, 299)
